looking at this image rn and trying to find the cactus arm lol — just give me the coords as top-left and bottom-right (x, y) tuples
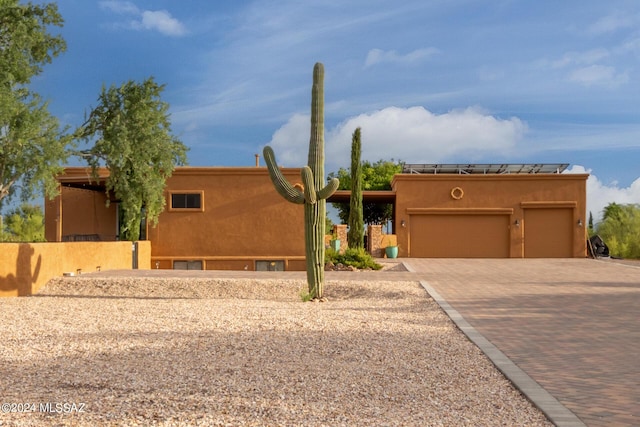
(263, 146), (305, 204)
(301, 166), (317, 204)
(318, 177), (339, 200)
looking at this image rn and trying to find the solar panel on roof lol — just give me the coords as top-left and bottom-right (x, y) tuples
(401, 164), (569, 174)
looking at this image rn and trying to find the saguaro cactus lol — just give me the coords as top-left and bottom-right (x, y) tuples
(347, 127), (364, 249)
(263, 62), (339, 299)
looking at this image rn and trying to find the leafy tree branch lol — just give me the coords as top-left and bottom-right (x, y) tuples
(75, 77), (188, 241)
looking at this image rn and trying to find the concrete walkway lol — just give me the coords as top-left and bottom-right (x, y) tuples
(82, 258), (639, 426)
(404, 258), (639, 427)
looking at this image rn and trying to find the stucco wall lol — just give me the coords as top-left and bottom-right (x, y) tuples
(0, 241), (151, 297)
(44, 167), (308, 271)
(392, 173), (588, 258)
(45, 167), (587, 264)
(44, 174), (118, 242)
(147, 167), (306, 270)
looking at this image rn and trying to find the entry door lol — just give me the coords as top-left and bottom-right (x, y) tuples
(524, 208), (573, 258)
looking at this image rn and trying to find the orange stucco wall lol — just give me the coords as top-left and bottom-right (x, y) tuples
(45, 166), (587, 265)
(392, 173), (588, 258)
(44, 180), (118, 242)
(148, 167), (306, 270)
(44, 167), (307, 271)
(0, 241), (151, 297)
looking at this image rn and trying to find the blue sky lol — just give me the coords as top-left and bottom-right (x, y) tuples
(31, 0), (640, 222)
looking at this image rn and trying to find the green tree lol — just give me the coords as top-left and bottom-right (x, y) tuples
(329, 159), (402, 225)
(596, 203), (640, 259)
(347, 127), (364, 248)
(602, 202), (623, 222)
(0, 1), (70, 205)
(76, 77), (188, 241)
(2, 203), (45, 242)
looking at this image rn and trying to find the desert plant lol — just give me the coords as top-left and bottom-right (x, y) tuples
(299, 288), (314, 302)
(325, 247), (382, 270)
(263, 63), (339, 299)
(347, 127), (364, 249)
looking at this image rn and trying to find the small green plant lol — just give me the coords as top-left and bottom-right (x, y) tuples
(299, 288), (314, 302)
(325, 247), (382, 270)
(325, 247), (340, 263)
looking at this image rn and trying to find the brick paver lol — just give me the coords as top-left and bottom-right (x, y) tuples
(404, 258), (639, 427)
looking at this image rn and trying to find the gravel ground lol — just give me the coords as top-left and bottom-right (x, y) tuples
(0, 276), (553, 426)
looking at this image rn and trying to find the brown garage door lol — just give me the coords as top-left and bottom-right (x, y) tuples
(410, 214), (510, 258)
(524, 208), (573, 257)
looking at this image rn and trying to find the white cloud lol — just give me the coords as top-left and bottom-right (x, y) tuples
(588, 11), (638, 35)
(568, 65), (628, 87)
(267, 106), (527, 169)
(265, 114), (310, 165)
(552, 49), (610, 68)
(566, 165), (640, 223)
(541, 38), (637, 88)
(99, 1), (186, 37)
(99, 1), (139, 15)
(617, 37), (640, 55)
(136, 10), (186, 36)
(543, 48), (629, 88)
(365, 48), (439, 68)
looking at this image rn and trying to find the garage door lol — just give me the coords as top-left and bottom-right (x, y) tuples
(524, 208), (573, 258)
(410, 214), (510, 258)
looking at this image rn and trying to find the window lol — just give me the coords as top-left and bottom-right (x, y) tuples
(255, 260), (285, 271)
(169, 191), (203, 211)
(173, 260), (203, 270)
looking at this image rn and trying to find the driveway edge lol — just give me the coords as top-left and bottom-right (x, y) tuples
(418, 279), (586, 427)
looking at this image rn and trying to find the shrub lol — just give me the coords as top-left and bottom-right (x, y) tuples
(596, 203), (640, 259)
(325, 247), (382, 270)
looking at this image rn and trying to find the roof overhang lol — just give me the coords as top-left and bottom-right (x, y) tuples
(56, 167), (109, 183)
(328, 190), (396, 204)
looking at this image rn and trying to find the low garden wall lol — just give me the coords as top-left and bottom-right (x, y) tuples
(0, 241), (151, 297)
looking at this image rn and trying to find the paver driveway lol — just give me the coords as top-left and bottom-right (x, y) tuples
(405, 258), (639, 427)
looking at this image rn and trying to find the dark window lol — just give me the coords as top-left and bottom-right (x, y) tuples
(173, 260), (203, 270)
(171, 193), (201, 209)
(255, 260), (285, 271)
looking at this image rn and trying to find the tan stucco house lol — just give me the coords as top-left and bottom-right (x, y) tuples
(44, 163), (588, 270)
